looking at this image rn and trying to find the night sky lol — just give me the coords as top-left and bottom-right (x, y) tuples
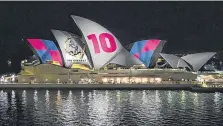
(0, 2), (223, 74)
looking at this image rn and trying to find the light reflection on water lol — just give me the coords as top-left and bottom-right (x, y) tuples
(0, 90), (223, 126)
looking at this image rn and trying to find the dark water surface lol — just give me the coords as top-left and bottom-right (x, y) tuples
(0, 89), (223, 126)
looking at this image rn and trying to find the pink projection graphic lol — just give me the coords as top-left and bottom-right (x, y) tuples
(27, 39), (47, 50)
(26, 39), (63, 66)
(133, 39), (160, 59)
(141, 39), (160, 52)
(49, 50), (63, 66)
(87, 33), (117, 54)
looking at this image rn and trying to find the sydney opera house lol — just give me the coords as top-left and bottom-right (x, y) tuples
(18, 15), (216, 84)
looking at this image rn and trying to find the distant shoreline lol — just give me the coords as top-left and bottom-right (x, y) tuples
(0, 83), (222, 93)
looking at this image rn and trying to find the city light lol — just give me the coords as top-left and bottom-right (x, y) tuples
(116, 78), (121, 84)
(102, 78), (108, 83)
(142, 78), (148, 83)
(135, 78), (141, 83)
(149, 78), (155, 83)
(100, 77), (163, 84)
(122, 77), (129, 83)
(155, 78), (162, 83)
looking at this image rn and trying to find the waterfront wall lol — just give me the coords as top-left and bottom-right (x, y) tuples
(18, 64), (198, 83)
(1, 83), (223, 93)
(0, 84), (196, 90)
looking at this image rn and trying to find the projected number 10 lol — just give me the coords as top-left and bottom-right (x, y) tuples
(87, 33), (117, 54)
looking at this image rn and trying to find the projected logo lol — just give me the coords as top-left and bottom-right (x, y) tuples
(64, 37), (85, 60)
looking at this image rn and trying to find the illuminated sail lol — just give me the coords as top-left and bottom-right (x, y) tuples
(159, 52), (216, 71)
(51, 29), (92, 68)
(71, 15), (123, 69)
(109, 48), (143, 67)
(26, 39), (63, 66)
(181, 52), (216, 71)
(128, 39), (166, 68)
(148, 40), (166, 68)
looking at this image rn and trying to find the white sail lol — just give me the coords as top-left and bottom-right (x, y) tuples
(181, 52), (216, 71)
(51, 29), (92, 68)
(71, 15), (123, 69)
(109, 48), (143, 67)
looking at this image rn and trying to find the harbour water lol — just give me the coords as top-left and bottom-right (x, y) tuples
(0, 89), (223, 126)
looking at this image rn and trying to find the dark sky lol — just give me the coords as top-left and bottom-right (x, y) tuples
(0, 1), (223, 73)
